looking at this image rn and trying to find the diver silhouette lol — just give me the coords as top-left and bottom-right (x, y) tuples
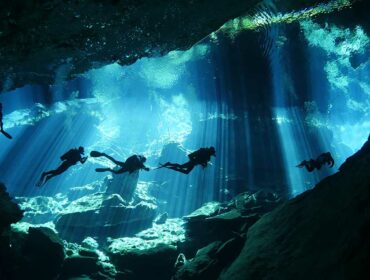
(37, 147), (88, 186)
(159, 146), (216, 174)
(0, 103), (12, 139)
(90, 151), (150, 174)
(296, 152), (335, 172)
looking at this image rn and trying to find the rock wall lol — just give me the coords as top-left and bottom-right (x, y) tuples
(220, 135), (370, 280)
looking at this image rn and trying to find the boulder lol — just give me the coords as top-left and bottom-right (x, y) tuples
(81, 237), (99, 250)
(110, 244), (178, 280)
(173, 242), (222, 280)
(59, 256), (101, 279)
(1, 226), (65, 280)
(108, 218), (185, 279)
(174, 236), (245, 280)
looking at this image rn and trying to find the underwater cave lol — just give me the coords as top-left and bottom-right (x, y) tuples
(0, 0), (369, 279)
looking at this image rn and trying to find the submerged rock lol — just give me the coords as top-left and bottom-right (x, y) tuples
(56, 193), (157, 242)
(110, 244), (178, 280)
(81, 237), (99, 250)
(60, 256), (102, 279)
(0, 183), (23, 233)
(108, 218), (185, 252)
(14, 174), (159, 243)
(107, 218), (185, 279)
(0, 183), (24, 278)
(173, 235), (245, 280)
(155, 212), (169, 225)
(173, 241), (223, 280)
(16, 193), (68, 224)
(182, 190), (282, 256)
(1, 226), (65, 280)
(220, 137), (370, 280)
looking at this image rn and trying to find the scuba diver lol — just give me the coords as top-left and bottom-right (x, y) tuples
(296, 152), (335, 172)
(90, 151), (150, 174)
(159, 146), (216, 174)
(37, 147), (88, 186)
(0, 103), (12, 139)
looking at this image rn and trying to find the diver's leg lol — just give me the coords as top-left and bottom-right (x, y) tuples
(297, 159), (316, 172)
(306, 160), (316, 172)
(101, 154), (125, 167)
(186, 164), (196, 174)
(42, 162), (73, 185)
(296, 160), (307, 168)
(180, 162), (196, 174)
(326, 154), (335, 168)
(161, 162), (181, 168)
(111, 167), (129, 174)
(95, 168), (114, 173)
(37, 170), (54, 186)
(166, 162), (195, 174)
(165, 166), (187, 174)
(315, 161), (323, 170)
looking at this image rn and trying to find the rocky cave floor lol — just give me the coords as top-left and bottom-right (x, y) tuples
(1, 135), (370, 280)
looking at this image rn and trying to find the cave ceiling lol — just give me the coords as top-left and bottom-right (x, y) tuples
(0, 0), (364, 92)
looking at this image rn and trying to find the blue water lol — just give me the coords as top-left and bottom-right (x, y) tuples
(0, 19), (369, 224)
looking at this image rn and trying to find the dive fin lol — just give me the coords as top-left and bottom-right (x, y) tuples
(90, 151), (103, 157)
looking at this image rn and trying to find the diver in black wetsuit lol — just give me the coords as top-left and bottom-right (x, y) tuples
(0, 103), (12, 139)
(37, 147), (88, 186)
(160, 146), (216, 174)
(91, 151), (150, 174)
(296, 152), (335, 172)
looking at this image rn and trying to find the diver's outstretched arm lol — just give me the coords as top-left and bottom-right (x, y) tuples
(138, 161), (150, 171)
(80, 156), (88, 164)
